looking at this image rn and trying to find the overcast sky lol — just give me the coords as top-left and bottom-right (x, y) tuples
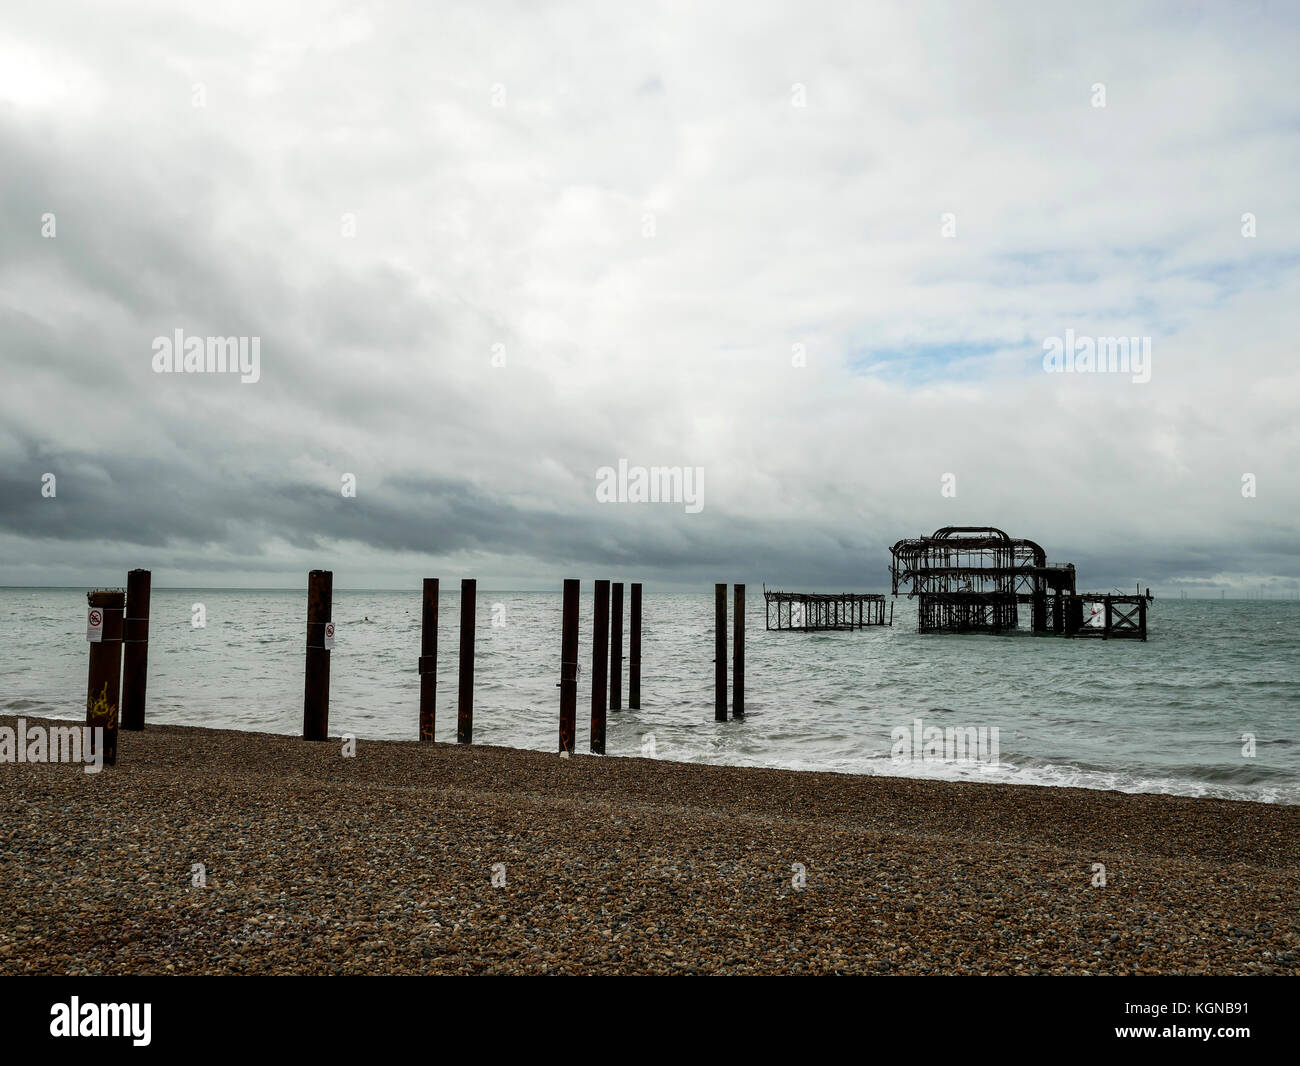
(2, 0), (1298, 593)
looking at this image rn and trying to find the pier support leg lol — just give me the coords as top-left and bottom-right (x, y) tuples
(1033, 579), (1048, 633)
(629, 583), (642, 710)
(121, 569), (151, 731)
(733, 584), (745, 720)
(419, 578), (438, 741)
(86, 589), (125, 765)
(303, 569), (333, 741)
(591, 580), (610, 754)
(610, 582), (624, 712)
(559, 579), (579, 753)
(715, 583), (727, 722)
(457, 579), (475, 743)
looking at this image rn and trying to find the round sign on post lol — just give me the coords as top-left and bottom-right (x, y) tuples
(323, 622), (335, 651)
(87, 607), (104, 643)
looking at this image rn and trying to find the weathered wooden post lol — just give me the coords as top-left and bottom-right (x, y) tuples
(733, 583), (745, 720)
(419, 578), (438, 741)
(121, 569), (151, 731)
(1139, 597), (1148, 642)
(85, 589), (125, 765)
(303, 569), (333, 741)
(559, 578), (579, 754)
(1104, 599), (1113, 641)
(715, 583), (727, 722)
(629, 582), (642, 710)
(610, 582), (624, 711)
(591, 580), (610, 754)
(457, 578), (476, 743)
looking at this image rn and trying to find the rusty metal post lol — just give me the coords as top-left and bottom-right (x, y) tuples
(609, 582), (624, 711)
(733, 584), (745, 720)
(121, 569), (151, 731)
(1032, 574), (1048, 634)
(559, 578), (579, 753)
(419, 578), (438, 741)
(86, 589), (125, 765)
(591, 580), (610, 754)
(715, 583), (727, 722)
(1066, 596), (1083, 635)
(629, 583), (642, 710)
(303, 570), (333, 740)
(457, 578), (476, 743)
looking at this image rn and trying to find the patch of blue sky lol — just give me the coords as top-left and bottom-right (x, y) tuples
(1155, 253), (1300, 299)
(845, 341), (1007, 383)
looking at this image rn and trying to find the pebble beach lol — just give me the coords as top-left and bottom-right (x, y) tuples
(1, 715), (1297, 975)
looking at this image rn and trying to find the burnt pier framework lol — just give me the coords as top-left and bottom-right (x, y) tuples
(889, 526), (1149, 640)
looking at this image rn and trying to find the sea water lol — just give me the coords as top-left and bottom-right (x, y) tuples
(1, 588), (1296, 804)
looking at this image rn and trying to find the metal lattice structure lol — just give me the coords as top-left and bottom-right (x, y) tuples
(889, 526), (1149, 639)
(763, 590), (890, 631)
(1064, 593), (1148, 640)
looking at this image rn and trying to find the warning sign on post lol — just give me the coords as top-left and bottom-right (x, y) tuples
(323, 622), (335, 651)
(86, 607), (104, 642)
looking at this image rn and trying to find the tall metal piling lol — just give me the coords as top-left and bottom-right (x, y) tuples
(303, 569), (333, 741)
(559, 579), (579, 754)
(419, 578), (438, 741)
(121, 569), (151, 731)
(591, 580), (610, 754)
(457, 579), (476, 743)
(609, 582), (624, 711)
(715, 583), (727, 722)
(629, 583), (642, 710)
(732, 583), (745, 720)
(85, 588), (125, 765)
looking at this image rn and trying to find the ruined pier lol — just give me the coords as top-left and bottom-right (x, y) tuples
(889, 526), (1149, 640)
